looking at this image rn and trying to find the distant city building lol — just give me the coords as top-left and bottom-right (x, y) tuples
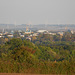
(32, 33), (38, 36)
(30, 34), (33, 37)
(25, 28), (31, 34)
(4, 32), (8, 35)
(20, 35), (24, 37)
(0, 32), (3, 36)
(57, 32), (64, 36)
(37, 30), (48, 33)
(26, 37), (31, 41)
(49, 33), (56, 35)
(11, 30), (14, 34)
(0, 36), (2, 38)
(7, 34), (13, 38)
(0, 32), (3, 38)
(71, 30), (74, 34)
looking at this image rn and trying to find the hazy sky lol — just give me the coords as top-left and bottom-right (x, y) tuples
(0, 0), (75, 25)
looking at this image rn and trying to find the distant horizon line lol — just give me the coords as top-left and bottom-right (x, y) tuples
(0, 23), (75, 25)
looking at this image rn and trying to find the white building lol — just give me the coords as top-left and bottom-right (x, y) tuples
(25, 30), (31, 34)
(57, 32), (64, 36)
(0, 33), (3, 36)
(26, 37), (31, 41)
(7, 34), (13, 38)
(0, 36), (2, 38)
(49, 33), (56, 35)
(32, 33), (38, 36)
(71, 30), (74, 34)
(37, 30), (48, 33)
(20, 35), (24, 37)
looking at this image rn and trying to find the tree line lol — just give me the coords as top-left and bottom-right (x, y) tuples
(0, 38), (75, 74)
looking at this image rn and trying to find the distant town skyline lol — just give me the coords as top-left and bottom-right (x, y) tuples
(0, 0), (75, 25)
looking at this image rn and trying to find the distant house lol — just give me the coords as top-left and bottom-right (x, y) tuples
(0, 36), (2, 38)
(37, 30), (48, 33)
(0, 32), (3, 36)
(18, 32), (25, 37)
(25, 30), (31, 34)
(20, 35), (24, 37)
(71, 30), (74, 34)
(32, 33), (38, 36)
(11, 30), (14, 34)
(26, 37), (31, 41)
(30, 34), (33, 37)
(0, 32), (3, 38)
(57, 32), (64, 36)
(49, 32), (56, 35)
(4, 32), (8, 35)
(7, 34), (13, 38)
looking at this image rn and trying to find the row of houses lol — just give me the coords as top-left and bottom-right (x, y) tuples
(0, 29), (74, 41)
(0, 29), (63, 38)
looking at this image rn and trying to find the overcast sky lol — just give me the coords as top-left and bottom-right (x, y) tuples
(0, 0), (75, 25)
